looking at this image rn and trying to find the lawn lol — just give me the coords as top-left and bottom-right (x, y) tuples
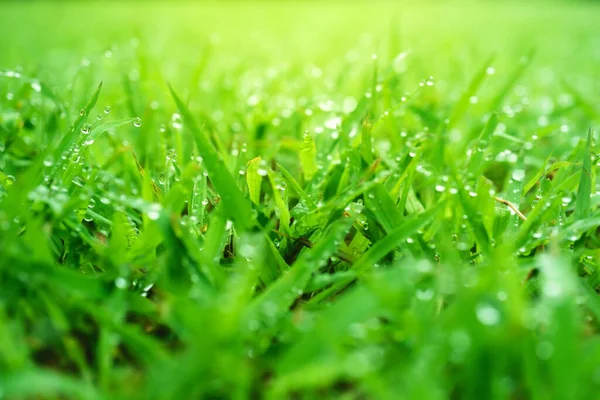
(1, 0), (600, 398)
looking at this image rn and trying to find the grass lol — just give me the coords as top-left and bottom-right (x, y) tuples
(1, 0), (600, 398)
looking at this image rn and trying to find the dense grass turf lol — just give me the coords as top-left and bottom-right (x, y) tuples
(2, 0), (600, 398)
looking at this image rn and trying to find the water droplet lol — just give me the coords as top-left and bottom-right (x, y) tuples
(535, 189), (543, 199)
(511, 169), (525, 182)
(457, 242), (470, 251)
(567, 231), (580, 242)
(115, 277), (128, 289)
(147, 203), (162, 220)
(104, 106), (111, 114)
(476, 303), (501, 326)
(342, 97), (357, 114)
(133, 117), (142, 127)
(88, 198), (96, 209)
(30, 81), (41, 93)
(561, 197), (572, 206)
(172, 113), (183, 129)
(416, 288), (435, 301)
(324, 117), (342, 130)
(43, 156), (54, 167)
(166, 148), (177, 162)
(81, 123), (91, 135)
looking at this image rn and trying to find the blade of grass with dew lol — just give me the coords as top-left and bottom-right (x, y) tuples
(268, 170), (291, 233)
(574, 129), (593, 220)
(467, 113), (498, 177)
(246, 156), (262, 205)
(352, 205), (440, 273)
(277, 162), (318, 211)
(51, 82), (103, 167)
(169, 85), (255, 232)
(244, 218), (353, 327)
(299, 133), (317, 182)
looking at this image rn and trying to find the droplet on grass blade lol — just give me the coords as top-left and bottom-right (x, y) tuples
(511, 169), (525, 182)
(476, 303), (501, 326)
(147, 203), (162, 220)
(415, 287), (435, 302)
(30, 81), (41, 93)
(115, 277), (128, 289)
(172, 113), (183, 129)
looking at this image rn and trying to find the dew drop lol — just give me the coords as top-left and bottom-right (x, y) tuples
(476, 303), (501, 326)
(81, 123), (91, 135)
(31, 81), (42, 93)
(43, 156), (54, 167)
(147, 203), (162, 220)
(416, 288), (435, 301)
(511, 169), (525, 182)
(115, 277), (128, 289)
(172, 113), (183, 129)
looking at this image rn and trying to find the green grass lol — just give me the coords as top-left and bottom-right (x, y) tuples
(1, 0), (600, 398)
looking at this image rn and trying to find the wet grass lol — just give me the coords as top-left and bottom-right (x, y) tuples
(1, 1), (600, 398)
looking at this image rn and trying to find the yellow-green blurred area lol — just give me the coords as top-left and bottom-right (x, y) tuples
(2, 0), (599, 90)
